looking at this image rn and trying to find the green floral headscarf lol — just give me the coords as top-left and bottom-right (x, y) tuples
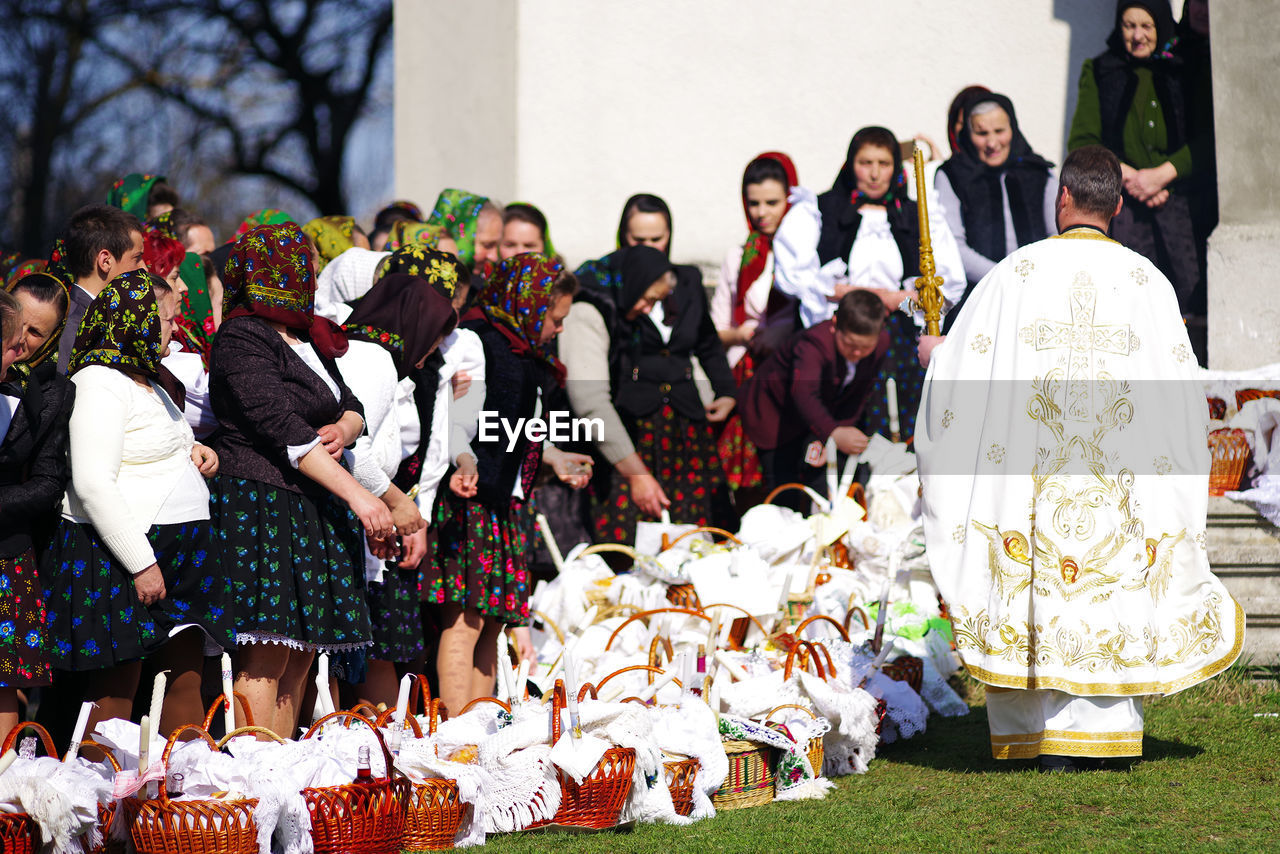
(382, 221), (447, 253)
(425, 188), (490, 269)
(302, 216), (360, 272)
(234, 208), (296, 239)
(106, 173), (165, 218)
(68, 269), (166, 378)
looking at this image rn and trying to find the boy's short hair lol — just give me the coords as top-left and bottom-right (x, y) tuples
(147, 180), (180, 212)
(65, 204), (143, 278)
(834, 289), (888, 336)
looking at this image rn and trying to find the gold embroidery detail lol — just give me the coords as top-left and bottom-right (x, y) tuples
(1122, 531), (1187, 603)
(971, 333), (993, 354)
(1153, 456), (1172, 475)
(1131, 268), (1149, 286)
(1051, 227), (1120, 244)
(1016, 259), (1035, 279)
(941, 408), (955, 429)
(986, 443), (1006, 464)
(953, 524), (967, 544)
(972, 522), (1031, 600)
(1195, 531), (1207, 550)
(1172, 343), (1191, 363)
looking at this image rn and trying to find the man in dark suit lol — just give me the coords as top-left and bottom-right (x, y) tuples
(739, 289), (888, 511)
(55, 205), (146, 374)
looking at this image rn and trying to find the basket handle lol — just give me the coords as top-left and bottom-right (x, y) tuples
(793, 614), (851, 642)
(784, 640), (836, 681)
(579, 542), (640, 563)
(156, 725), (222, 805)
(843, 604), (871, 632)
(372, 708), (426, 740)
(605, 607), (709, 651)
(577, 683), (598, 702)
(595, 664), (683, 694)
(1, 721), (57, 756)
(647, 635), (675, 672)
(347, 701), (382, 721)
(764, 482), (829, 508)
(405, 674), (433, 717)
(216, 726), (286, 749)
(699, 603), (771, 644)
(457, 696), (512, 717)
(532, 610), (565, 644)
(201, 691), (255, 731)
(660, 526), (744, 551)
(762, 703), (817, 725)
(848, 481), (867, 508)
(77, 740), (122, 772)
(302, 711), (397, 782)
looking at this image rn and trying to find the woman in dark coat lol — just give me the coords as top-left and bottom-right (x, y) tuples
(0, 290), (71, 744)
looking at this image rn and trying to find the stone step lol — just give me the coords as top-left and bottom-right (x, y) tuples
(1207, 496), (1280, 663)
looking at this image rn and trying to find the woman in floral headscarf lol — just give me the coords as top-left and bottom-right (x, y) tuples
(302, 216), (371, 273)
(207, 223), (395, 734)
(337, 261), (461, 705)
(426, 253), (590, 715)
(42, 270), (232, 741)
(425, 188), (502, 275)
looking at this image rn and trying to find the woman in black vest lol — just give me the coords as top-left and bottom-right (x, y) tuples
(562, 246), (737, 547)
(1068, 0), (1200, 315)
(937, 93), (1056, 318)
(0, 291), (71, 744)
(816, 126), (965, 443)
(426, 253), (585, 716)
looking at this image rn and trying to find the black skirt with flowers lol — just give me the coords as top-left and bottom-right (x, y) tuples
(595, 404), (724, 547)
(0, 550), (51, 688)
(425, 491), (531, 625)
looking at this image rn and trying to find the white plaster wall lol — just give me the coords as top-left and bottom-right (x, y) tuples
(397, 0), (1121, 269)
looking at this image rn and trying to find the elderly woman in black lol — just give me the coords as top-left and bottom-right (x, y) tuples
(0, 291), (71, 744)
(561, 245), (737, 545)
(208, 223), (395, 734)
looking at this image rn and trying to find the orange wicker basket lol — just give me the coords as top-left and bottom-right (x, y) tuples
(663, 754), (699, 817)
(1208, 428), (1251, 496)
(301, 711), (410, 854)
(1235, 388), (1280, 411)
(77, 739), (125, 854)
(882, 656), (924, 693)
(200, 691), (255, 733)
(526, 680), (636, 830)
(126, 724), (260, 854)
(375, 689), (469, 853)
(0, 722), (58, 853)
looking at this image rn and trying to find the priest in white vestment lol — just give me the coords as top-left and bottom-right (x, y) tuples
(915, 146), (1243, 770)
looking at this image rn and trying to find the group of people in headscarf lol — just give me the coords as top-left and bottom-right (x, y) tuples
(0, 0), (1215, 747)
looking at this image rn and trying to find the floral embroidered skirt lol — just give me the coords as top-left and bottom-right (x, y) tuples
(717, 357), (763, 490)
(0, 550), (51, 688)
(426, 493), (531, 624)
(209, 476), (371, 653)
(596, 404), (724, 547)
(367, 530), (431, 663)
(857, 312), (925, 442)
(42, 521), (234, 671)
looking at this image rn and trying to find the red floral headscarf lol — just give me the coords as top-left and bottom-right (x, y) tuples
(735, 151), (798, 327)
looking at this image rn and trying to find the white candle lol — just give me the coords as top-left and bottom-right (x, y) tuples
(148, 671), (168, 738)
(776, 571), (793, 613)
(639, 669), (677, 701)
(714, 650), (751, 683)
(316, 653), (334, 718)
(536, 513), (565, 572)
(708, 683), (721, 720)
(138, 715), (150, 774)
(515, 659), (531, 703)
(886, 378), (900, 438)
(221, 653), (235, 736)
(600, 682), (627, 702)
(576, 605), (598, 634)
(65, 702), (94, 763)
(0, 750), (15, 776)
(496, 632), (515, 702)
(660, 509), (671, 525)
(825, 436), (838, 499)
(393, 674), (413, 727)
(705, 612), (720, 653)
(562, 641), (582, 738)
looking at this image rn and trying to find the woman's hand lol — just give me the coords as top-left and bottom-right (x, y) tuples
(389, 493), (425, 536)
(1124, 162), (1177, 203)
(546, 448), (593, 490)
(452, 370), (472, 400)
(190, 443), (219, 477)
(629, 472), (671, 518)
(133, 564), (167, 606)
(349, 488), (395, 540)
(705, 396), (736, 423)
(512, 626), (538, 676)
(366, 531), (400, 561)
(316, 424), (346, 460)
(398, 528), (429, 571)
(917, 334), (946, 369)
(830, 425), (870, 456)
(1145, 189), (1170, 209)
(450, 455), (479, 498)
(734, 321), (758, 347)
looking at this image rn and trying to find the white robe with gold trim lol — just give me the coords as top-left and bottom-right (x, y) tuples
(916, 230), (1243, 701)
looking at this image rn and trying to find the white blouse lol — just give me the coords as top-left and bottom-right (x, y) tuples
(337, 341), (418, 498)
(712, 244), (774, 368)
(416, 327), (486, 515)
(62, 365), (209, 575)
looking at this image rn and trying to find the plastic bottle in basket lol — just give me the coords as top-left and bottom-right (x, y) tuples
(353, 745), (380, 787)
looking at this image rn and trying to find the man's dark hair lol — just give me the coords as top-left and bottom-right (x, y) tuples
(163, 208), (207, 246)
(1060, 145), (1122, 219)
(372, 202), (420, 237)
(65, 204), (143, 278)
(834, 289), (888, 336)
(147, 180), (180, 212)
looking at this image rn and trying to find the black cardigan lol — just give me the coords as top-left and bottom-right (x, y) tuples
(209, 315), (364, 495)
(0, 370), (74, 557)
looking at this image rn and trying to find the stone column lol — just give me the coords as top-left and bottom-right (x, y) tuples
(1206, 1), (1280, 370)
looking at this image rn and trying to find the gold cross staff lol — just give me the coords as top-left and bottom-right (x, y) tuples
(913, 145), (946, 336)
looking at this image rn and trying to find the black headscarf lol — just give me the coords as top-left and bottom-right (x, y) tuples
(576, 245), (671, 337)
(343, 272), (460, 380)
(816, 126), (921, 274)
(1093, 0), (1186, 158)
(940, 93), (1053, 269)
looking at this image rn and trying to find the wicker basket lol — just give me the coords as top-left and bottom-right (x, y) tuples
(1235, 388), (1280, 411)
(712, 738), (776, 810)
(882, 656), (924, 694)
(665, 583), (702, 610)
(526, 681), (636, 830)
(0, 723), (59, 853)
(700, 603), (769, 651)
(662, 753), (700, 817)
(127, 725), (260, 854)
(374, 692), (469, 854)
(1208, 428), (1251, 496)
(77, 740), (125, 854)
(763, 704), (824, 777)
(301, 712), (410, 854)
(200, 691), (255, 733)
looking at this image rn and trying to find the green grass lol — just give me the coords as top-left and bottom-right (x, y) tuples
(478, 671), (1280, 853)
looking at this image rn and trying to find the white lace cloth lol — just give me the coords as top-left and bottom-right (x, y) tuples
(0, 755), (111, 854)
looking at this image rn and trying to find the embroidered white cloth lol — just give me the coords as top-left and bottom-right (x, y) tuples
(0, 756), (111, 854)
(917, 231), (1244, 697)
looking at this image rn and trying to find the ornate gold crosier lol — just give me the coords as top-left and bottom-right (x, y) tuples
(913, 146), (945, 336)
